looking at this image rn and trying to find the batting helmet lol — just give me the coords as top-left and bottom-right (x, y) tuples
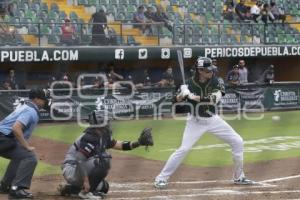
(195, 57), (214, 71)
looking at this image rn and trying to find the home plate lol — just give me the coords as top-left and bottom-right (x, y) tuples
(207, 189), (242, 195)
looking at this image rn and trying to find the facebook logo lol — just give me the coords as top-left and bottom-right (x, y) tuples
(115, 49), (124, 60)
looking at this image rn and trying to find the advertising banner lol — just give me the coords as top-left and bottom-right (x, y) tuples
(0, 84), (299, 121)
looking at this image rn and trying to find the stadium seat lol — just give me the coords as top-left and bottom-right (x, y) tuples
(99, 0), (108, 4)
(48, 35), (60, 44)
(81, 34), (92, 45)
(78, 0), (88, 6)
(88, 0), (98, 6)
(127, 35), (140, 45)
(50, 3), (59, 11)
(40, 24), (51, 36)
(28, 25), (39, 35)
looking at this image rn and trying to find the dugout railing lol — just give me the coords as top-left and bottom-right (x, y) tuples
(1, 21), (300, 46)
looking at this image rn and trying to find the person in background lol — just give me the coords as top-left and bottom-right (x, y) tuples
(235, 0), (250, 21)
(223, 3), (235, 22)
(250, 1), (262, 23)
(0, 7), (15, 43)
(133, 5), (151, 34)
(135, 69), (152, 88)
(238, 59), (248, 84)
(1, 79), (12, 90)
(211, 59), (226, 96)
(152, 5), (173, 32)
(212, 58), (218, 67)
(61, 18), (78, 46)
(158, 67), (175, 87)
(90, 9), (108, 46)
(144, 6), (155, 34)
(260, 65), (275, 84)
(227, 65), (240, 86)
(270, 1), (286, 23)
(261, 3), (275, 24)
(46, 75), (56, 89)
(144, 5), (155, 21)
(6, 69), (18, 89)
(54, 73), (73, 89)
(107, 63), (124, 82)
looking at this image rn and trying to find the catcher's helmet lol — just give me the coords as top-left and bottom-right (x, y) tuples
(195, 57), (214, 71)
(88, 110), (113, 126)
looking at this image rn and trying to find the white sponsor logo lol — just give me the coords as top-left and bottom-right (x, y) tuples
(161, 48), (170, 59)
(273, 89), (298, 106)
(204, 46), (300, 58)
(183, 48), (192, 58)
(138, 48), (148, 59)
(0, 50), (78, 62)
(274, 90), (281, 102)
(115, 49), (124, 60)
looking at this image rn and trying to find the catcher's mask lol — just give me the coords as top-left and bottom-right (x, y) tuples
(88, 110), (113, 128)
(88, 110), (113, 137)
(29, 88), (51, 110)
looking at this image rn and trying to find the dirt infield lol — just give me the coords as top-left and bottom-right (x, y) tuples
(1, 136), (300, 200)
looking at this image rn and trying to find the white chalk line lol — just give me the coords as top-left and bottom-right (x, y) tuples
(110, 185), (275, 193)
(111, 179), (230, 187)
(111, 179), (276, 189)
(105, 175), (300, 199)
(108, 190), (300, 200)
(261, 174), (300, 183)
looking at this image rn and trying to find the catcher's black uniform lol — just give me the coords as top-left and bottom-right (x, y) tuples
(61, 126), (114, 196)
(59, 111), (153, 197)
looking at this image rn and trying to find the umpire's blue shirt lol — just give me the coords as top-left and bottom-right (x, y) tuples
(0, 102), (39, 140)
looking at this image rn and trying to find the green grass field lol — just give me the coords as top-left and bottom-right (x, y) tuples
(1, 110), (300, 176)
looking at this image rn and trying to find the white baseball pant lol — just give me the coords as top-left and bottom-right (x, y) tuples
(155, 115), (244, 182)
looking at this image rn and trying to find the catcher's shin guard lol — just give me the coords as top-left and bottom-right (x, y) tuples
(58, 184), (81, 196)
(96, 180), (109, 194)
(89, 162), (109, 192)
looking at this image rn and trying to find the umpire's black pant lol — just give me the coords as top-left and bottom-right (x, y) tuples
(0, 136), (37, 189)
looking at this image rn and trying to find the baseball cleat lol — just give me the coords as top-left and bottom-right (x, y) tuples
(154, 180), (168, 189)
(78, 191), (101, 200)
(234, 177), (255, 185)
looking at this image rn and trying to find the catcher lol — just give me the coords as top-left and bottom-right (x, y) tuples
(58, 111), (153, 199)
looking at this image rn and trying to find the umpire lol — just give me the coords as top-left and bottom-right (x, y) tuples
(0, 88), (49, 199)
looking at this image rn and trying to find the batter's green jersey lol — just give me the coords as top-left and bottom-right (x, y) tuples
(184, 76), (224, 117)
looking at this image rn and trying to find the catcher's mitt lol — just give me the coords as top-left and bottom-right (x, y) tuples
(138, 128), (154, 149)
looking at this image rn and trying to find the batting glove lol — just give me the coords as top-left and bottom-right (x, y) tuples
(188, 93), (201, 102)
(178, 84), (190, 98)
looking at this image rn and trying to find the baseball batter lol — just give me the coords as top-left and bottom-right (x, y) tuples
(154, 57), (254, 188)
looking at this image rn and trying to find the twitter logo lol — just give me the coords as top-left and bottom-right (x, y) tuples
(138, 48), (148, 59)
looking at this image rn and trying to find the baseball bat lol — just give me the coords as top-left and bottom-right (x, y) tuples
(176, 50), (186, 85)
